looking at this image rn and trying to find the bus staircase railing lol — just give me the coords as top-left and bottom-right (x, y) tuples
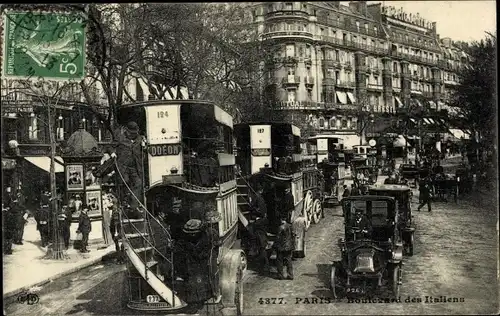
(114, 162), (186, 310)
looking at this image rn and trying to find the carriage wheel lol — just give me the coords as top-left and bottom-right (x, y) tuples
(312, 199), (322, 224)
(303, 192), (313, 231)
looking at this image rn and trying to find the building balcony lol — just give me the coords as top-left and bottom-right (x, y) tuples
(393, 72), (400, 78)
(344, 62), (353, 71)
(322, 78), (335, 86)
(261, 30), (313, 41)
(393, 87), (402, 93)
(422, 91), (433, 98)
(336, 80), (355, 89)
(444, 80), (459, 86)
(304, 76), (315, 88)
(265, 9), (310, 21)
(366, 84), (384, 91)
(304, 57), (312, 66)
(322, 59), (342, 69)
(316, 35), (389, 55)
(273, 101), (358, 112)
(281, 75), (300, 87)
(410, 89), (423, 95)
(432, 77), (444, 84)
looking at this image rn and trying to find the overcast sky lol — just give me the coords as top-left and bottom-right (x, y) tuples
(343, 1), (496, 42)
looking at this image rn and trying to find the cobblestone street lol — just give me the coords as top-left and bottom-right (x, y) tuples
(243, 189), (498, 315)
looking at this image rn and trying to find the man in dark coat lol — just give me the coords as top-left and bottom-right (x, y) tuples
(35, 204), (51, 247)
(253, 212), (270, 275)
(417, 176), (432, 212)
(112, 121), (146, 210)
(273, 215), (294, 280)
(11, 192), (27, 245)
(59, 205), (72, 249)
(77, 205), (92, 253)
(350, 184), (360, 196)
(342, 185), (351, 199)
(281, 187), (295, 223)
(3, 203), (15, 254)
(251, 187), (267, 219)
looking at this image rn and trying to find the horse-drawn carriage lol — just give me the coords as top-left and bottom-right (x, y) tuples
(331, 196), (404, 298)
(94, 100), (245, 315)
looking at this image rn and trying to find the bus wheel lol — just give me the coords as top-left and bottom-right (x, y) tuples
(312, 199), (322, 224)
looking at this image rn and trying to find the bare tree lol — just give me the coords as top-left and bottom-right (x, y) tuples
(15, 79), (79, 260)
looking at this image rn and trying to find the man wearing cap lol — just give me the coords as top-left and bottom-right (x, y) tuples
(273, 215), (294, 280)
(177, 219), (216, 302)
(77, 205), (92, 253)
(111, 121), (146, 211)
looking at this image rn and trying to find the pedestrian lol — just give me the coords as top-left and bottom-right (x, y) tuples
(57, 205), (72, 249)
(281, 187), (295, 223)
(417, 176), (432, 212)
(342, 184), (350, 199)
(3, 203), (15, 254)
(12, 192), (27, 245)
(35, 203), (51, 247)
(273, 215), (294, 280)
(251, 187), (267, 218)
(77, 205), (92, 253)
(111, 121), (147, 211)
(350, 184), (360, 196)
(102, 192), (114, 246)
(253, 211), (270, 275)
(110, 208), (125, 263)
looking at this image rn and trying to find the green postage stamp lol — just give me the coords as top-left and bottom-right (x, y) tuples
(2, 11), (86, 81)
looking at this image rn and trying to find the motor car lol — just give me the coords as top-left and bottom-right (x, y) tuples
(331, 196), (404, 299)
(367, 185), (415, 256)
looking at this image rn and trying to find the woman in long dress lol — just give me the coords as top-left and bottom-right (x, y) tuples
(101, 193), (114, 245)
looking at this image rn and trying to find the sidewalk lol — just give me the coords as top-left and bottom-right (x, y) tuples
(3, 218), (115, 299)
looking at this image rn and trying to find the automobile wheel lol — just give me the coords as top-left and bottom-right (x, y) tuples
(330, 264), (343, 299)
(391, 265), (401, 298)
(408, 233), (414, 256)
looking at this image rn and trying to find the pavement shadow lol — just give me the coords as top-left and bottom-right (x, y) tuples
(65, 270), (132, 315)
(25, 239), (48, 252)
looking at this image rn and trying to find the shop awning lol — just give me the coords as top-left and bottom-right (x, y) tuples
(24, 156), (64, 173)
(393, 135), (410, 148)
(346, 92), (356, 104)
(427, 118), (436, 124)
(449, 129), (470, 140)
(336, 91), (347, 104)
(423, 118), (432, 125)
(409, 118), (416, 123)
(394, 96), (403, 107)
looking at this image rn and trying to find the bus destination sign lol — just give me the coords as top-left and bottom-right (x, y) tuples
(149, 144), (181, 157)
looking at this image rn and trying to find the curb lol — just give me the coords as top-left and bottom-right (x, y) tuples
(3, 248), (115, 300)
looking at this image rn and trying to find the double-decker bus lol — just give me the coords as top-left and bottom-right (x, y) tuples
(99, 100), (245, 315)
(234, 122), (324, 260)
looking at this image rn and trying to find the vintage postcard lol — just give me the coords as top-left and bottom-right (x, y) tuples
(2, 2), (497, 316)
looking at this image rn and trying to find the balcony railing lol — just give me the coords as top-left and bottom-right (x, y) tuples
(366, 84), (384, 90)
(273, 101), (358, 111)
(265, 9), (310, 20)
(281, 75), (300, 85)
(322, 59), (342, 68)
(322, 78), (335, 86)
(261, 30), (313, 40)
(316, 35), (390, 55)
(422, 91), (433, 97)
(304, 76), (315, 86)
(316, 16), (384, 39)
(336, 80), (356, 88)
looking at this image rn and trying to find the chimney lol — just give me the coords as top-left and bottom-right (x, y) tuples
(349, 1), (367, 15)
